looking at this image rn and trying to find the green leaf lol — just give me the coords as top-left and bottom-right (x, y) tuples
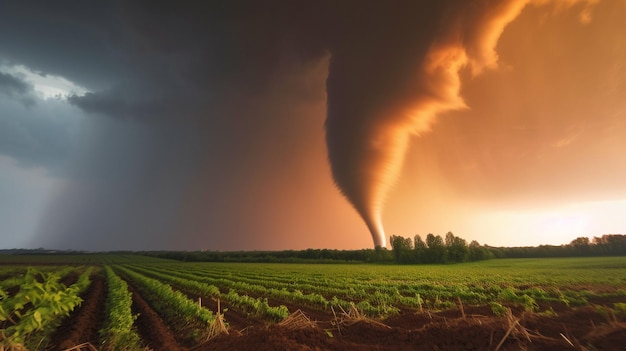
(33, 310), (42, 323)
(33, 310), (42, 327)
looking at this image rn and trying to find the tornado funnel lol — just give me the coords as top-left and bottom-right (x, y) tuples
(324, 0), (575, 248)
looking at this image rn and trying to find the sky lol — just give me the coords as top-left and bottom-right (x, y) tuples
(1, 0), (625, 251)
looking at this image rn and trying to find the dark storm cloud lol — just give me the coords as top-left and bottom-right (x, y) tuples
(0, 1), (122, 91)
(10, 0), (457, 250)
(0, 72), (30, 97)
(0, 71), (35, 106)
(9, 1), (307, 249)
(62, 1), (330, 119)
(0, 95), (79, 170)
(0, 68), (78, 170)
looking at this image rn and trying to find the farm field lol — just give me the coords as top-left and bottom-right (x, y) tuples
(1, 255), (625, 350)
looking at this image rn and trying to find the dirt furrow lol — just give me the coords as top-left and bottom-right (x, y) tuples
(126, 283), (188, 351)
(49, 273), (106, 350)
(59, 270), (80, 287)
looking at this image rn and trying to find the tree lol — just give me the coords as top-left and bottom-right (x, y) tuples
(414, 235), (427, 263)
(569, 237), (591, 255)
(390, 235), (414, 263)
(445, 232), (469, 263)
(469, 240), (494, 261)
(426, 233), (447, 263)
(599, 234), (626, 255)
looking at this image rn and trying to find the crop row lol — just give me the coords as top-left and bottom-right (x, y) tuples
(134, 262), (475, 304)
(101, 266), (142, 351)
(2, 257), (624, 350)
(121, 264), (290, 321)
(2, 264), (230, 350)
(0, 267), (93, 349)
(0, 266), (78, 291)
(130, 260), (626, 315)
(113, 265), (216, 345)
(126, 264), (400, 316)
(131, 263), (475, 309)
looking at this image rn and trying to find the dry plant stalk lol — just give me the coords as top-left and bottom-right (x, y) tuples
(494, 309), (533, 351)
(278, 309), (316, 330)
(560, 333), (575, 347)
(331, 303), (365, 328)
(331, 303), (391, 331)
(61, 342), (99, 351)
(494, 312), (519, 351)
(457, 297), (466, 320)
(206, 298), (229, 341)
(0, 345), (28, 351)
(0, 336), (28, 351)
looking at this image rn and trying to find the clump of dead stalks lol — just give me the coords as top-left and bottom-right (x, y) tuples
(0, 333), (27, 351)
(0, 342), (28, 351)
(490, 307), (624, 351)
(278, 309), (317, 330)
(206, 299), (229, 341)
(331, 303), (371, 324)
(331, 303), (391, 335)
(493, 309), (532, 351)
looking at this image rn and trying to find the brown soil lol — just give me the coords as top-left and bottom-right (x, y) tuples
(60, 270), (81, 287)
(196, 304), (626, 351)
(127, 283), (188, 351)
(48, 273), (106, 350)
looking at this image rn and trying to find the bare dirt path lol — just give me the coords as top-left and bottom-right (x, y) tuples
(48, 273), (106, 350)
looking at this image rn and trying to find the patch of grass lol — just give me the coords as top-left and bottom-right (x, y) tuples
(490, 302), (507, 316)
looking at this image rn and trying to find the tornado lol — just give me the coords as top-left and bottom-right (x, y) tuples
(325, 106), (411, 248)
(324, 43), (459, 248)
(324, 40), (436, 249)
(324, 0), (592, 248)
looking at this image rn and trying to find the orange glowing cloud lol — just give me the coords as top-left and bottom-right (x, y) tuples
(325, 0), (601, 248)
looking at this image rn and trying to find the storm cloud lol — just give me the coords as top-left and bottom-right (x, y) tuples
(0, 72), (31, 97)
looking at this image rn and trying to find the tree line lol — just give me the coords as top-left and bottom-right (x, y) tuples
(138, 233), (625, 264)
(139, 232), (494, 264)
(390, 233), (626, 263)
(140, 248), (396, 263)
(2, 234), (623, 265)
(488, 234), (626, 258)
(389, 232), (494, 264)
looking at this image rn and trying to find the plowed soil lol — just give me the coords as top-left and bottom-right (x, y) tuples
(8, 265), (623, 350)
(127, 283), (187, 351)
(48, 273), (105, 350)
(59, 271), (80, 287)
(197, 304), (626, 351)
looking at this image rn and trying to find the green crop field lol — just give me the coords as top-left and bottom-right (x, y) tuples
(121, 257), (626, 314)
(1, 255), (625, 350)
